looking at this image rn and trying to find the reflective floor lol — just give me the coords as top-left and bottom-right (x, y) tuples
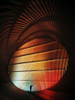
(0, 83), (74, 100)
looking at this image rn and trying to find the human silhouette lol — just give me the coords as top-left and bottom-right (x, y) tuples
(30, 85), (33, 92)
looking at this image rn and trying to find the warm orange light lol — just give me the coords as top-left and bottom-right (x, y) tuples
(8, 38), (69, 92)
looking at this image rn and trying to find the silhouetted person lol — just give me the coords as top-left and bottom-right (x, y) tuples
(30, 85), (33, 92)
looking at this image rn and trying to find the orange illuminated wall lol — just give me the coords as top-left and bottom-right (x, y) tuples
(8, 38), (69, 92)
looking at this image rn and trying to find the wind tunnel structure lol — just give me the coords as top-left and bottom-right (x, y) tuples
(0, 0), (69, 96)
(8, 31), (69, 91)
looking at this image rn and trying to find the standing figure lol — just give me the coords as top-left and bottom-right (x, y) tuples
(30, 85), (33, 92)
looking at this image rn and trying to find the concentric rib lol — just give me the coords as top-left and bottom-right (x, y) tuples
(18, 34), (55, 48)
(42, 0), (50, 16)
(19, 38), (54, 50)
(8, 69), (64, 72)
(36, 0), (46, 16)
(10, 49), (68, 64)
(23, 8), (35, 22)
(28, 2), (42, 19)
(13, 41), (63, 57)
(0, 0), (61, 45)
(9, 58), (68, 71)
(0, 0), (69, 93)
(32, 1), (44, 17)
(9, 70), (64, 81)
(26, 5), (39, 20)
(12, 80), (59, 82)
(14, 20), (59, 45)
(41, 0), (49, 16)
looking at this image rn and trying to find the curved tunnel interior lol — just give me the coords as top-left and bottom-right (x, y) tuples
(0, 0), (75, 100)
(8, 28), (69, 92)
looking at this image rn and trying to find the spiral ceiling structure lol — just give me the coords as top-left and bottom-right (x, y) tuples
(1, 0), (74, 99)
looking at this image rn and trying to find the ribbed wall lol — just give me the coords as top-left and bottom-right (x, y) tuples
(8, 38), (69, 91)
(0, 0), (69, 93)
